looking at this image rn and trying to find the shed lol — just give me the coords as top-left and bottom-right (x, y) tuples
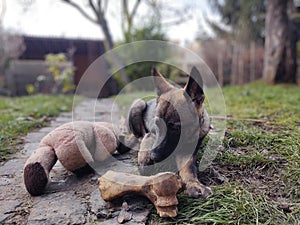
(8, 36), (118, 97)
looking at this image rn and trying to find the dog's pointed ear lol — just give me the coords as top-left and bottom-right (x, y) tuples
(184, 66), (204, 106)
(152, 67), (173, 96)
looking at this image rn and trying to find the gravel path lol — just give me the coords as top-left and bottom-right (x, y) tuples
(0, 98), (149, 225)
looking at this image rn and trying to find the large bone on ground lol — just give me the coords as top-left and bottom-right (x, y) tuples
(98, 170), (182, 218)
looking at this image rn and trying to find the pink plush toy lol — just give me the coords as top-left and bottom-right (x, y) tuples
(24, 121), (131, 196)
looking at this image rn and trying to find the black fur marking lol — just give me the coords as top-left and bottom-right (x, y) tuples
(72, 164), (94, 177)
(24, 162), (48, 196)
(151, 129), (180, 163)
(117, 135), (139, 154)
(128, 99), (148, 138)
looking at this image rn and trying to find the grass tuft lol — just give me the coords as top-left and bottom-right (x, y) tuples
(149, 186), (298, 225)
(115, 82), (300, 224)
(0, 94), (75, 161)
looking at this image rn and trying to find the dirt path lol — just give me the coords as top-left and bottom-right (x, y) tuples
(0, 99), (149, 225)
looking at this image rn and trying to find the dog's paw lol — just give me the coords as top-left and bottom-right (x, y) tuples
(184, 181), (213, 199)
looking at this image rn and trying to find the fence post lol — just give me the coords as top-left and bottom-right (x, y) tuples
(250, 41), (256, 82)
(231, 43), (238, 85)
(238, 45), (244, 84)
(217, 51), (224, 87)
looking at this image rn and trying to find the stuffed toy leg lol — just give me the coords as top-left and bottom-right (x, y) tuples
(24, 121), (134, 196)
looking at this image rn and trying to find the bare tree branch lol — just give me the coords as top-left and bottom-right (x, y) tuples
(121, 0), (142, 42)
(144, 0), (161, 18)
(121, 0), (129, 35)
(102, 0), (109, 15)
(131, 0), (141, 21)
(88, 0), (98, 19)
(162, 14), (192, 26)
(122, 0), (142, 21)
(159, 3), (192, 27)
(210, 116), (268, 124)
(97, 0), (101, 9)
(61, 0), (113, 49)
(97, 0), (102, 15)
(145, 0), (158, 8)
(122, 0), (130, 21)
(61, 0), (97, 24)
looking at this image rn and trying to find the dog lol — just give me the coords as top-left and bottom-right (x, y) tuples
(128, 67), (212, 198)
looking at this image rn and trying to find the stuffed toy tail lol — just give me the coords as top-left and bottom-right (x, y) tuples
(23, 144), (57, 196)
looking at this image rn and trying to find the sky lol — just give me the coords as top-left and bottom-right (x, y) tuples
(1, 0), (219, 45)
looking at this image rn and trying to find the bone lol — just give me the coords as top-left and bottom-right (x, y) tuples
(98, 170), (182, 218)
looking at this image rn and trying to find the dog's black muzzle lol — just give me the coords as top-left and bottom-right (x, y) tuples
(150, 116), (200, 163)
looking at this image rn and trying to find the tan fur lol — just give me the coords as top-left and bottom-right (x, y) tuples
(24, 121), (120, 196)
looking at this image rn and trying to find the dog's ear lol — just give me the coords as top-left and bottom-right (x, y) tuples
(184, 66), (204, 106)
(152, 67), (173, 96)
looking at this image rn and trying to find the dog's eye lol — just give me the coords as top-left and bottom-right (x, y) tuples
(194, 99), (201, 105)
(193, 96), (204, 106)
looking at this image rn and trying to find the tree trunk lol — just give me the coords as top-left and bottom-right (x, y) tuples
(98, 18), (114, 50)
(217, 51), (223, 87)
(238, 46), (244, 85)
(263, 0), (297, 84)
(97, 16), (130, 84)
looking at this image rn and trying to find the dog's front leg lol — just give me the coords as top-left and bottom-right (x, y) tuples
(176, 155), (212, 198)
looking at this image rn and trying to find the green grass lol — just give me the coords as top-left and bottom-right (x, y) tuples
(116, 82), (300, 224)
(219, 83), (300, 198)
(0, 94), (75, 161)
(150, 187), (298, 225)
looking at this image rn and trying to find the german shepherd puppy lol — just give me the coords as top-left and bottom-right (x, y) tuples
(128, 67), (212, 198)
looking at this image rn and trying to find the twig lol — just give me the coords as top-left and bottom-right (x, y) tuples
(61, 0), (97, 24)
(210, 116), (267, 123)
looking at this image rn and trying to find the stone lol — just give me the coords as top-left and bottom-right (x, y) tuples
(28, 192), (87, 224)
(0, 200), (22, 223)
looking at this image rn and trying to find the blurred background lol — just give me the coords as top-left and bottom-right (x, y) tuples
(0, 0), (299, 96)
